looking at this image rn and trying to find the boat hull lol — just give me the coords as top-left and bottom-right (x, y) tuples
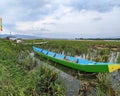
(33, 47), (120, 73)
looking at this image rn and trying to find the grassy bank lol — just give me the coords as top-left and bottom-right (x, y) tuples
(0, 39), (65, 96)
(28, 39), (120, 96)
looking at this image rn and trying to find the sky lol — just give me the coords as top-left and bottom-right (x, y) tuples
(0, 0), (120, 38)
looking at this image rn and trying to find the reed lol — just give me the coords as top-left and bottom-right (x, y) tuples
(0, 39), (65, 96)
(23, 39), (120, 95)
(96, 73), (117, 96)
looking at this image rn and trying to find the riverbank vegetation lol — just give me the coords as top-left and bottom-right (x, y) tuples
(0, 39), (65, 96)
(28, 39), (120, 96)
(1, 38), (120, 96)
(28, 39), (120, 63)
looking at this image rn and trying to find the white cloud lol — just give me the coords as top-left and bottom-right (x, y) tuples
(15, 16), (56, 32)
(16, 22), (33, 31)
(0, 0), (120, 38)
(43, 7), (120, 38)
(15, 6), (120, 38)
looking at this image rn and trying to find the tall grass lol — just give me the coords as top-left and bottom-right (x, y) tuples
(31, 39), (120, 62)
(0, 39), (65, 96)
(24, 39), (120, 95)
(96, 73), (120, 96)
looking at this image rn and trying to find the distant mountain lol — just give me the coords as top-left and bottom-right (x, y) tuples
(15, 34), (39, 39)
(1, 34), (120, 40)
(0, 34), (39, 39)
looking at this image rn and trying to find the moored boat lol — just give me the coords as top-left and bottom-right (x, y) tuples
(33, 46), (120, 73)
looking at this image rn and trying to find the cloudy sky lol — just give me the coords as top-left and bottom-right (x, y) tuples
(0, 0), (120, 38)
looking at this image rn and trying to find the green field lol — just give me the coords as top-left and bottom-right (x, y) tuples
(0, 39), (65, 96)
(0, 39), (120, 96)
(30, 39), (120, 95)
(28, 39), (120, 63)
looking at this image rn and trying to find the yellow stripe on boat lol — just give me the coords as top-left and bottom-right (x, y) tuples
(108, 64), (120, 73)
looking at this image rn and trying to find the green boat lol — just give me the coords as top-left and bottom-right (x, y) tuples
(33, 46), (120, 73)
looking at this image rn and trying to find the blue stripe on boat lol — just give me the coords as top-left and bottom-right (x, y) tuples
(78, 58), (95, 65)
(47, 51), (56, 57)
(66, 56), (77, 62)
(42, 50), (48, 55)
(55, 54), (65, 59)
(33, 47), (39, 52)
(33, 47), (42, 52)
(33, 47), (37, 51)
(38, 48), (42, 52)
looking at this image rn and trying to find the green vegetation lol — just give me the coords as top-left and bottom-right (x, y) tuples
(117, 54), (120, 63)
(29, 39), (120, 62)
(28, 39), (120, 96)
(1, 39), (119, 96)
(0, 39), (65, 96)
(97, 73), (114, 96)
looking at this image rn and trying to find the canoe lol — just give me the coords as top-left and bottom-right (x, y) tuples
(33, 46), (120, 73)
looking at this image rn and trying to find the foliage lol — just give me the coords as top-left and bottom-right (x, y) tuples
(23, 39), (120, 96)
(0, 39), (65, 96)
(29, 39), (120, 62)
(96, 73), (120, 96)
(117, 53), (120, 63)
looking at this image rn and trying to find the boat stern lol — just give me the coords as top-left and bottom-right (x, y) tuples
(108, 64), (120, 73)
